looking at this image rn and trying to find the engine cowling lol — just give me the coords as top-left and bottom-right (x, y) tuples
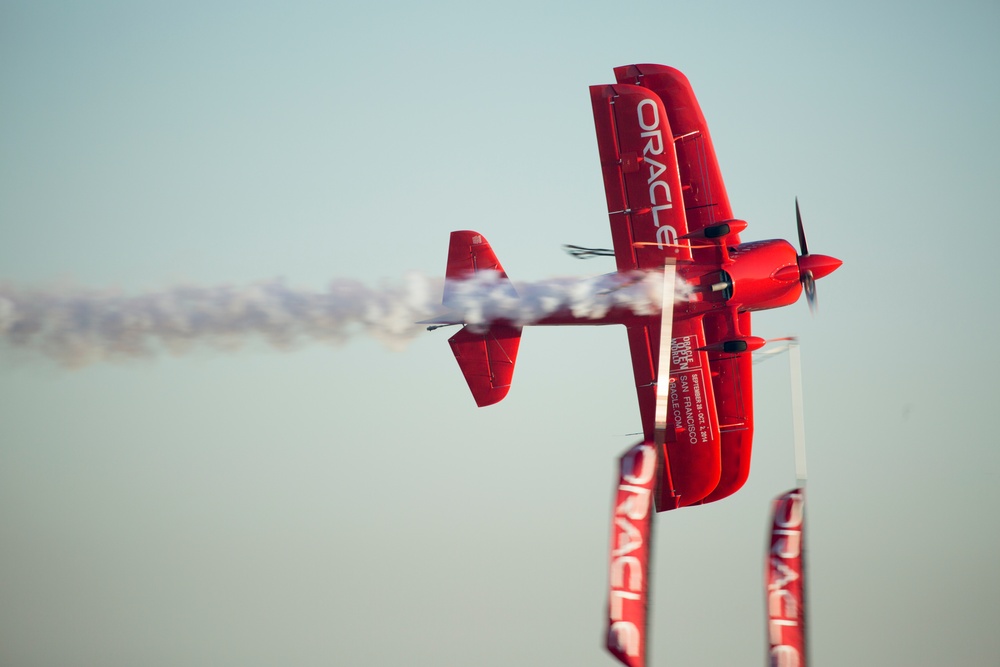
(726, 239), (803, 311)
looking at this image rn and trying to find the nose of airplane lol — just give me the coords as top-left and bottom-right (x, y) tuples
(797, 254), (842, 281)
(793, 199), (841, 313)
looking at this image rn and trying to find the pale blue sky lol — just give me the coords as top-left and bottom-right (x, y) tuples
(2, 1), (999, 665)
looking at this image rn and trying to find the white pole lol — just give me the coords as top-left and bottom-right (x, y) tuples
(788, 340), (808, 486)
(653, 260), (677, 448)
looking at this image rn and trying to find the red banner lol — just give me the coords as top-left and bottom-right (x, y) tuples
(766, 489), (806, 667)
(606, 441), (657, 667)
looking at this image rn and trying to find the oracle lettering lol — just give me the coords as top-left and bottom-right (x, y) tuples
(671, 336), (694, 370)
(772, 529), (802, 559)
(636, 98), (660, 132)
(769, 589), (798, 619)
(770, 644), (801, 667)
(634, 98), (677, 248)
(649, 179), (671, 206)
(767, 492), (805, 667)
(607, 442), (656, 662)
(769, 558), (800, 591)
(609, 621), (641, 659)
(615, 488), (652, 525)
(774, 493), (804, 529)
(613, 515), (644, 557)
(622, 443), (656, 485)
(610, 555), (643, 591)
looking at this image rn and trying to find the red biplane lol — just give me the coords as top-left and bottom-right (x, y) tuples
(437, 63), (840, 510)
(432, 64), (839, 666)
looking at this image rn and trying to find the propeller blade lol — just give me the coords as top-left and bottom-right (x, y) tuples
(795, 197), (809, 256)
(793, 198), (840, 313)
(803, 270), (817, 314)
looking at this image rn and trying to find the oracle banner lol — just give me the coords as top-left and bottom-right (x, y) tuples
(606, 441), (657, 667)
(766, 489), (806, 667)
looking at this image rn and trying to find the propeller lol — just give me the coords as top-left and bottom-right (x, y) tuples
(794, 198), (841, 313)
(795, 199), (817, 313)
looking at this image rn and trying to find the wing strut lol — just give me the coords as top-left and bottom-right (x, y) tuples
(653, 260), (677, 446)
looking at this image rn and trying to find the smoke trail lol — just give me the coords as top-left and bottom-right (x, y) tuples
(442, 270), (691, 326)
(0, 275), (441, 367)
(0, 271), (690, 367)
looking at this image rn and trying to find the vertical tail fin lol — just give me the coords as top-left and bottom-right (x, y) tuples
(443, 230), (511, 304)
(443, 231), (522, 407)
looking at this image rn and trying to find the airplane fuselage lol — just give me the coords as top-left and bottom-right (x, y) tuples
(528, 237), (824, 330)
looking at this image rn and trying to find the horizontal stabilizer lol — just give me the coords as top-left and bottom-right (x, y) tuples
(448, 324), (522, 407)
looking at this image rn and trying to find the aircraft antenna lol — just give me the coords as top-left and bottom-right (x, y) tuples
(562, 244), (615, 259)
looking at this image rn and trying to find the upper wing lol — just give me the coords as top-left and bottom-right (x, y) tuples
(599, 66), (756, 507)
(612, 65), (757, 505)
(590, 83), (692, 272)
(614, 65), (742, 260)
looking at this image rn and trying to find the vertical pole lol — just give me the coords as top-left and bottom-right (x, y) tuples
(788, 340), (808, 486)
(653, 260), (677, 446)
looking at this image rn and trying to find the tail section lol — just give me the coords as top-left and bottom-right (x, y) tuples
(444, 231), (522, 407)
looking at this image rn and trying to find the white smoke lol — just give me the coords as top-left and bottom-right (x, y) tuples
(444, 270), (691, 327)
(0, 271), (690, 367)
